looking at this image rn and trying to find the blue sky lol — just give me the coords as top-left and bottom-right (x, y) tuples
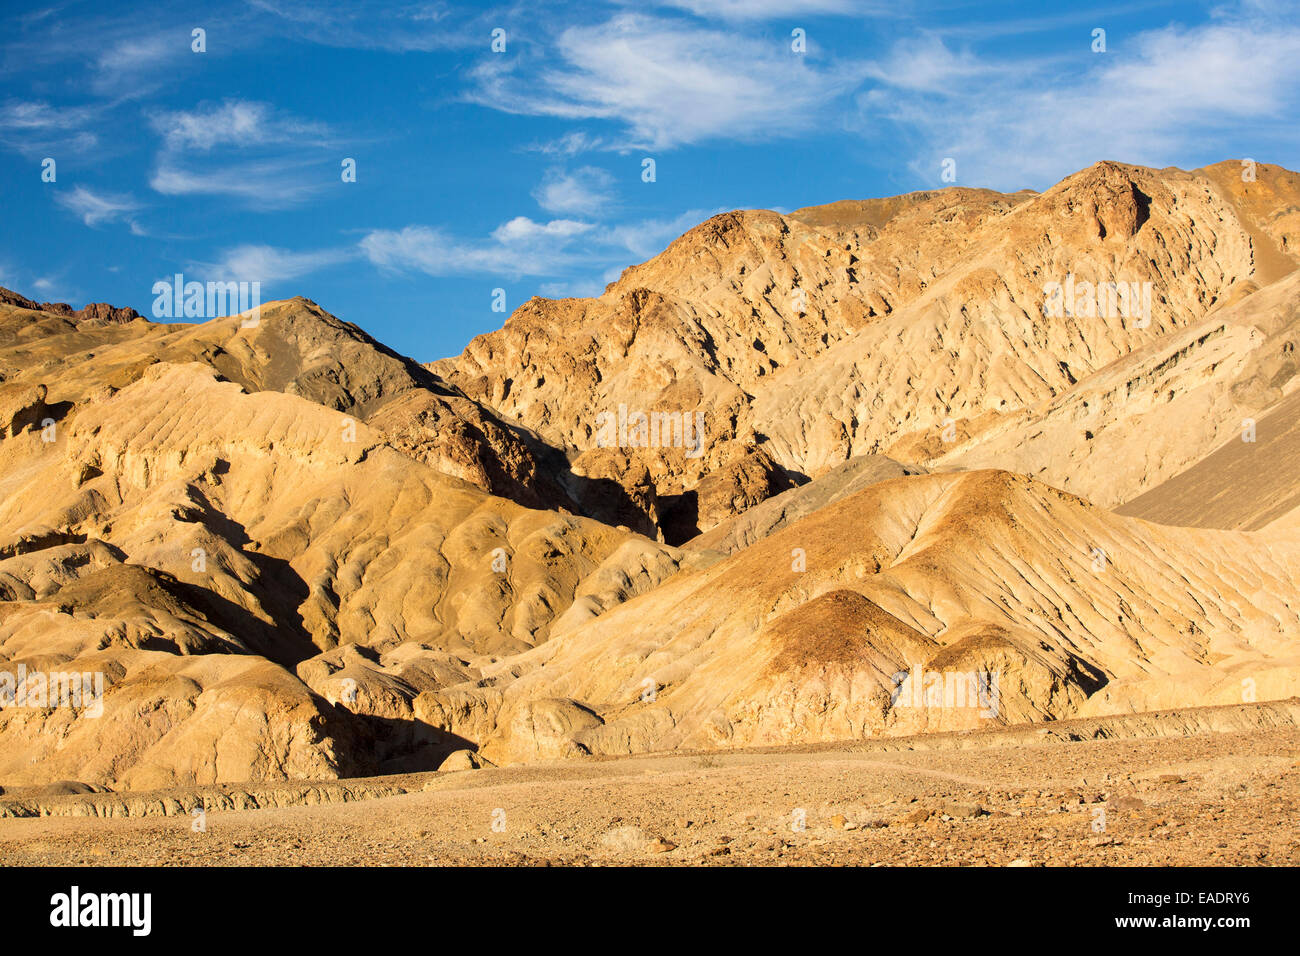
(2, 0), (1298, 362)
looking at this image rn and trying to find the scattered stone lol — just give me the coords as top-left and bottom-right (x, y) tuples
(1110, 795), (1146, 811)
(437, 750), (493, 773)
(601, 826), (652, 853)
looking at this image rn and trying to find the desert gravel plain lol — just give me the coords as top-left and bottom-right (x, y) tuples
(3, 702), (1297, 867)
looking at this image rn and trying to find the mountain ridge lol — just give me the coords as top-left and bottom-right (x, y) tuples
(1, 157), (1298, 791)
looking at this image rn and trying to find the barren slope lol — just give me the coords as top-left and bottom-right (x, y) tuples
(439, 161), (1300, 540)
(3, 158), (1299, 796)
(0, 357), (682, 789)
(0, 293), (567, 511)
(405, 470), (1300, 763)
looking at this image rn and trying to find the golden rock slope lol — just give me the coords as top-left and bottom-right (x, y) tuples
(0, 350), (682, 788)
(1, 159), (1298, 791)
(438, 161), (1300, 541)
(422, 469), (1300, 763)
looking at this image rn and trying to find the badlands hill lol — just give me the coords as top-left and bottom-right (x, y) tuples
(1, 159), (1298, 792)
(439, 160), (1300, 540)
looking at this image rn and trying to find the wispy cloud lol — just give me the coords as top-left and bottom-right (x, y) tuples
(523, 130), (609, 157)
(361, 218), (593, 277)
(147, 99), (338, 207)
(863, 34), (1000, 94)
(360, 206), (720, 280)
(0, 260), (75, 302)
(469, 13), (864, 150)
(196, 243), (357, 283)
(357, 206), (728, 312)
(857, 4), (1300, 188)
(0, 99), (100, 154)
(29, 273), (79, 304)
(149, 99), (330, 151)
(0, 99), (96, 132)
(91, 31), (189, 98)
(532, 166), (616, 215)
(55, 185), (145, 232)
(599, 207), (723, 260)
(150, 159), (332, 206)
(647, 0), (873, 20)
(0, 14), (207, 103)
(245, 0), (477, 52)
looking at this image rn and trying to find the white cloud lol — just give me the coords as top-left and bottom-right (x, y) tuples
(55, 185), (143, 230)
(863, 34), (997, 94)
(0, 100), (100, 154)
(28, 275), (78, 303)
(199, 244), (355, 283)
(532, 166), (616, 215)
(858, 6), (1300, 189)
(469, 13), (863, 150)
(0, 100), (96, 132)
(245, 0), (474, 52)
(146, 100), (335, 207)
(361, 206), (723, 282)
(150, 158), (330, 206)
(491, 216), (595, 243)
(524, 131), (608, 157)
(95, 33), (175, 76)
(361, 217), (595, 277)
(598, 207), (723, 260)
(149, 100), (330, 151)
(90, 31), (191, 98)
(2, 14), (259, 105)
(361, 226), (500, 275)
(0, 262), (71, 301)
(649, 0), (870, 19)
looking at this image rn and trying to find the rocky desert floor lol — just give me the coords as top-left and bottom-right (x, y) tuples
(2, 706), (1297, 867)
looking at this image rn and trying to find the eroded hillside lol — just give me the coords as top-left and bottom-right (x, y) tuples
(1, 158), (1298, 792)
